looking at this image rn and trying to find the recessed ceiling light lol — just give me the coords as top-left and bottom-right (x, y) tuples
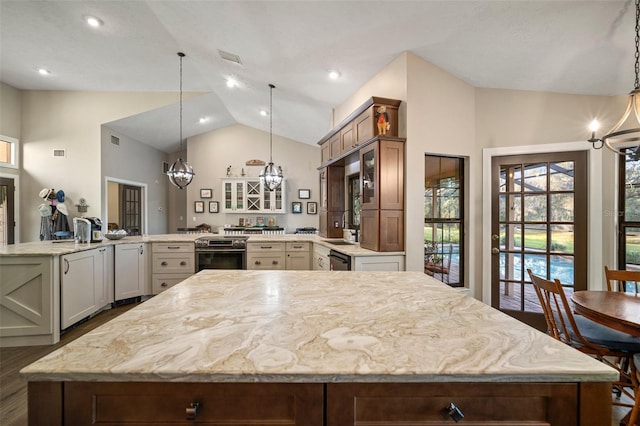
(226, 78), (238, 88)
(84, 15), (103, 27)
(260, 110), (268, 117)
(328, 70), (341, 80)
(199, 117), (209, 124)
(38, 68), (51, 76)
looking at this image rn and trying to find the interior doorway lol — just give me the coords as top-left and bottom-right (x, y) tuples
(105, 178), (147, 236)
(0, 177), (15, 245)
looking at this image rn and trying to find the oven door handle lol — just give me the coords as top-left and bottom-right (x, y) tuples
(196, 249), (247, 252)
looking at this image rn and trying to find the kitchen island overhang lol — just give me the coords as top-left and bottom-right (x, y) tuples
(21, 271), (617, 425)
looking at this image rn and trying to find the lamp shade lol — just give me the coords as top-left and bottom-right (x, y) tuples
(167, 158), (195, 189)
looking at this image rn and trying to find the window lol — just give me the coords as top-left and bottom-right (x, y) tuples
(424, 155), (464, 286)
(619, 149), (640, 273)
(0, 136), (18, 168)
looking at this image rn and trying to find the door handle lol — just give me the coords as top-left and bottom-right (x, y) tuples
(491, 248), (499, 254)
(491, 234), (500, 241)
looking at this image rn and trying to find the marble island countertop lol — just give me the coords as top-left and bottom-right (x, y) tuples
(0, 233), (402, 257)
(20, 271), (616, 384)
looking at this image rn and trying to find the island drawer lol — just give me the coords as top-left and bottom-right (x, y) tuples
(151, 273), (191, 294)
(286, 242), (310, 252)
(326, 382), (593, 425)
(247, 253), (286, 270)
(62, 382), (323, 425)
(152, 253), (194, 274)
(152, 242), (194, 253)
(247, 242), (286, 252)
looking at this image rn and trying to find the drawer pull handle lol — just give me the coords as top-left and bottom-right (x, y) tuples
(261, 246), (272, 249)
(447, 402), (464, 423)
(293, 245), (302, 248)
(272, 260), (278, 265)
(180, 261), (187, 266)
(168, 246), (180, 249)
(186, 402), (200, 420)
(161, 261), (168, 266)
(255, 260), (261, 265)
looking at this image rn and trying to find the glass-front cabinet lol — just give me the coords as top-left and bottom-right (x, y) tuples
(222, 178), (286, 213)
(360, 142), (378, 210)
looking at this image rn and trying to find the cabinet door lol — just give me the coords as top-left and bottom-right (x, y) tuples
(359, 210), (379, 251)
(263, 180), (286, 213)
(96, 246), (114, 308)
(321, 143), (330, 164)
(61, 249), (100, 329)
(222, 180), (246, 212)
(246, 180), (262, 212)
(319, 169), (327, 211)
(354, 108), (374, 145)
(379, 139), (404, 210)
(115, 244), (146, 301)
(360, 141), (378, 210)
(329, 133), (341, 160)
(286, 243), (311, 270)
(340, 122), (354, 153)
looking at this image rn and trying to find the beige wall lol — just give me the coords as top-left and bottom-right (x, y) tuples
(187, 124), (320, 233)
(20, 90), (181, 242)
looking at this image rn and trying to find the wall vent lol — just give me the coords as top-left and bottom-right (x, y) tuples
(111, 135), (120, 146)
(162, 161), (169, 174)
(53, 149), (66, 158)
(218, 49), (242, 65)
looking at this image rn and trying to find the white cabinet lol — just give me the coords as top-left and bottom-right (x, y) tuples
(313, 243), (331, 271)
(285, 242), (311, 270)
(151, 242), (194, 294)
(247, 242), (286, 270)
(222, 178), (286, 213)
(115, 243), (147, 301)
(353, 255), (405, 271)
(61, 247), (112, 329)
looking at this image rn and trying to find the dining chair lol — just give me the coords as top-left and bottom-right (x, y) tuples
(527, 269), (640, 407)
(630, 353), (640, 426)
(604, 266), (640, 294)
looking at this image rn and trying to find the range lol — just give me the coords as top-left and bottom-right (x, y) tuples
(195, 236), (248, 271)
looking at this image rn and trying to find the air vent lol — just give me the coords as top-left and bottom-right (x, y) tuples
(53, 149), (65, 158)
(218, 49), (242, 65)
(111, 135), (120, 146)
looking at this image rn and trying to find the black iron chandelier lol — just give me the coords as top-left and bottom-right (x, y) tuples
(589, 0), (640, 155)
(259, 83), (284, 191)
(167, 52), (195, 189)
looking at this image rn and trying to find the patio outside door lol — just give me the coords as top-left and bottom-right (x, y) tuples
(490, 151), (588, 330)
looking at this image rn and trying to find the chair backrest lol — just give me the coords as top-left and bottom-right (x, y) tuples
(604, 266), (640, 294)
(526, 269), (591, 347)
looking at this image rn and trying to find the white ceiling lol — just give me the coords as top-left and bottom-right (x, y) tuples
(0, 0), (633, 153)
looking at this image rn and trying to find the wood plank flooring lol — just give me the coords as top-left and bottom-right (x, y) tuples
(0, 298), (632, 426)
(0, 303), (139, 426)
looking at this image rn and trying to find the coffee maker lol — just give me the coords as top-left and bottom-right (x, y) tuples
(86, 217), (103, 242)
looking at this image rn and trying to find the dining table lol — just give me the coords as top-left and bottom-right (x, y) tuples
(571, 291), (640, 337)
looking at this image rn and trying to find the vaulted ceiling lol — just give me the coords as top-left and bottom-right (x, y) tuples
(0, 1), (632, 152)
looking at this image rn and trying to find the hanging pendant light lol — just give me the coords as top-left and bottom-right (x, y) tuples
(167, 52), (195, 189)
(588, 0), (640, 155)
(259, 83), (284, 191)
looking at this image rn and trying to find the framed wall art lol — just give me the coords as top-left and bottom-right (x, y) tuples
(194, 201), (205, 213)
(307, 202), (317, 214)
(298, 189), (310, 199)
(292, 201), (302, 214)
(209, 201), (219, 213)
(200, 188), (212, 198)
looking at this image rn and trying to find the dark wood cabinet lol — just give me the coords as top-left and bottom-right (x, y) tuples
(340, 122), (354, 153)
(29, 380), (611, 426)
(354, 108), (373, 146)
(319, 166), (344, 238)
(360, 209), (404, 252)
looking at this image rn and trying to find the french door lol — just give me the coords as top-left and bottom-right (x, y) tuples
(0, 177), (15, 245)
(121, 184), (142, 236)
(490, 151), (588, 330)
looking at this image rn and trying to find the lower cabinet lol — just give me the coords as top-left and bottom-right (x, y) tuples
(313, 243), (331, 271)
(285, 242), (311, 270)
(247, 242), (286, 270)
(114, 243), (147, 301)
(353, 254), (405, 271)
(60, 246), (112, 329)
(151, 242), (194, 294)
(29, 381), (610, 426)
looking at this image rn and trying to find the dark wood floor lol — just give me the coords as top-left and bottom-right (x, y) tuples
(0, 303), (139, 426)
(0, 298), (632, 426)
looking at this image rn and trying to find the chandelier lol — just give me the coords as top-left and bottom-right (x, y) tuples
(167, 52), (195, 189)
(259, 84), (284, 191)
(589, 0), (640, 155)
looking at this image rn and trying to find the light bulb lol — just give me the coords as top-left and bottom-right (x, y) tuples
(226, 78), (238, 88)
(589, 119), (600, 132)
(84, 15), (103, 27)
(328, 70), (341, 80)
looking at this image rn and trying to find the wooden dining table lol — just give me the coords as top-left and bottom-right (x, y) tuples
(571, 291), (640, 337)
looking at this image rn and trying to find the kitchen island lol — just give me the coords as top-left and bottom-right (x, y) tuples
(21, 270), (615, 425)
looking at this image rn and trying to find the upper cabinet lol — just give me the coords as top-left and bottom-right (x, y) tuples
(222, 178), (286, 214)
(317, 97), (401, 166)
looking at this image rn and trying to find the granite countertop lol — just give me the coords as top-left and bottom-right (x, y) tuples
(20, 271), (616, 384)
(0, 234), (402, 257)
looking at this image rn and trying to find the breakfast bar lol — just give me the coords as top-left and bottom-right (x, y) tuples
(21, 270), (616, 424)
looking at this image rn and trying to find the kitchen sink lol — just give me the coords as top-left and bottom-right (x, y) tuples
(326, 240), (356, 245)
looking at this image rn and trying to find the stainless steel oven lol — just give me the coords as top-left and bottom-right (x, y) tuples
(195, 236), (247, 271)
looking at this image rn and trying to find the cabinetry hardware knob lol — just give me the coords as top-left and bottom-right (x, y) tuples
(161, 261), (168, 266)
(185, 402), (200, 420)
(491, 247), (499, 255)
(180, 261), (187, 266)
(447, 402), (464, 422)
(161, 282), (168, 287)
(272, 260), (278, 265)
(255, 260), (261, 265)
(140, 247), (144, 255)
(491, 234), (500, 241)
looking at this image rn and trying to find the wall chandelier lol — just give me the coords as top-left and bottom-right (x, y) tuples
(167, 52), (195, 189)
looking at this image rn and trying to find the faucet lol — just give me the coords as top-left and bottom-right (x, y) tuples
(341, 210), (350, 229)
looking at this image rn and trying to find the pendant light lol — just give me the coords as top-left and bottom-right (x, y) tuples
(588, 0), (640, 155)
(259, 83), (284, 191)
(167, 52), (195, 189)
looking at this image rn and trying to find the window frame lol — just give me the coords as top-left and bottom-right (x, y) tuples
(0, 135), (19, 170)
